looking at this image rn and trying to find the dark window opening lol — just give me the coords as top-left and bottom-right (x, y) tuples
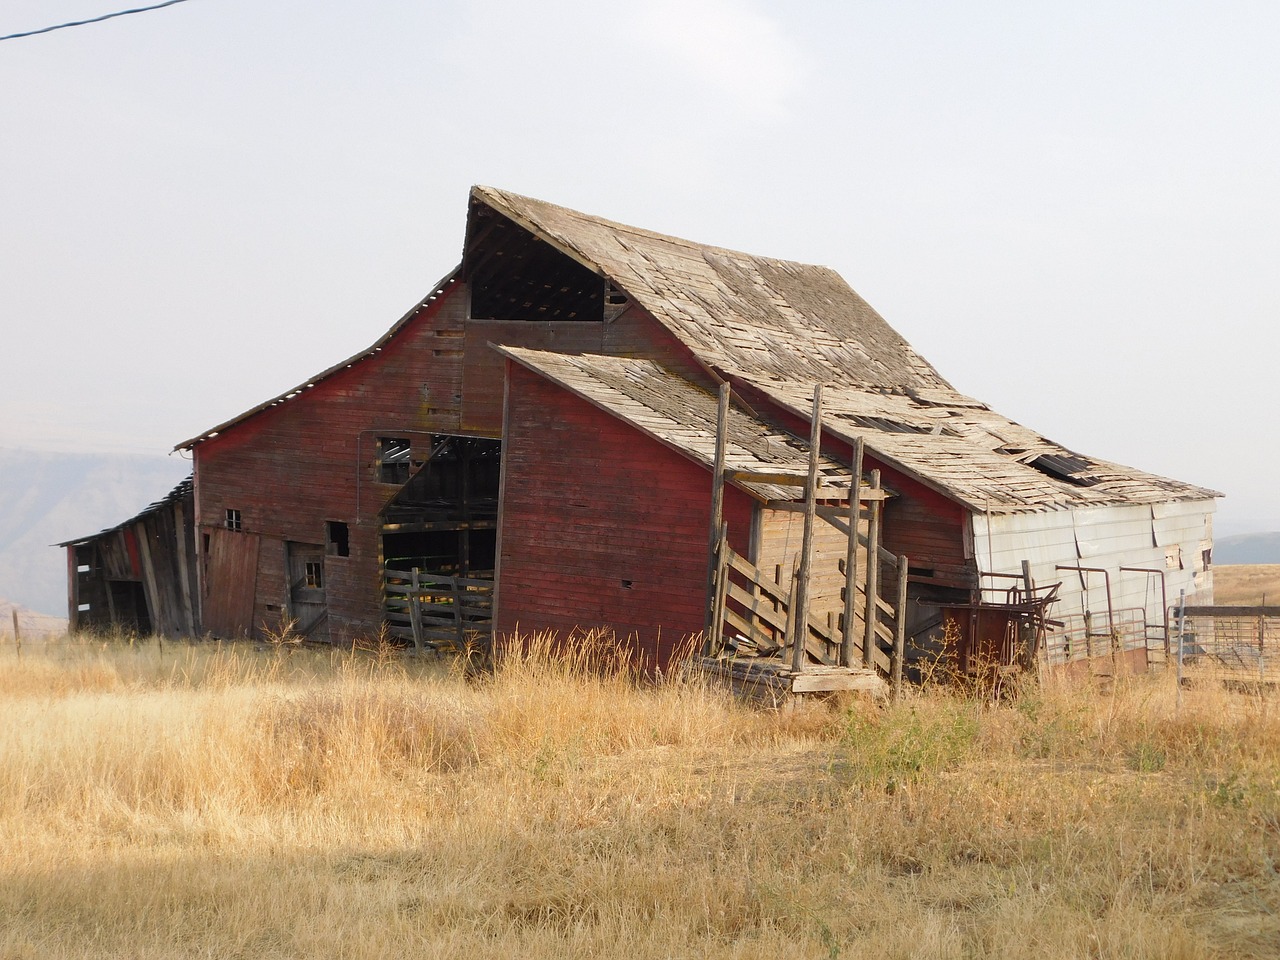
(304, 561), (323, 590)
(327, 521), (350, 557)
(378, 437), (412, 484)
(383, 528), (497, 579)
(225, 508), (242, 532)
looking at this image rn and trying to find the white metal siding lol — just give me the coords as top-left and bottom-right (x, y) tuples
(972, 499), (1216, 632)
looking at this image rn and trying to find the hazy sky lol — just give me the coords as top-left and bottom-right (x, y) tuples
(2, 1), (1277, 532)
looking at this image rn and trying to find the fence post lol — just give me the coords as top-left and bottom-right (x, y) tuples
(841, 437), (864, 668)
(11, 608), (19, 657)
(862, 470), (882, 670)
(409, 568), (424, 651)
(892, 555), (908, 698)
(1175, 589), (1186, 712)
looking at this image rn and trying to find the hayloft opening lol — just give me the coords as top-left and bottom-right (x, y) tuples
(464, 202), (606, 321)
(380, 435), (502, 578)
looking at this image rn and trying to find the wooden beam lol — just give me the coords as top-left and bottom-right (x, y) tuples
(791, 385), (823, 673)
(892, 554), (908, 698)
(705, 382), (731, 650)
(863, 470), (882, 670)
(1182, 606), (1280, 617)
(841, 436), (864, 668)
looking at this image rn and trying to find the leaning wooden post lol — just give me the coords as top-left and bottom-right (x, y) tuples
(840, 437), (865, 668)
(892, 554), (909, 697)
(708, 523), (729, 657)
(409, 568), (424, 651)
(862, 470), (882, 669)
(791, 384), (824, 673)
(11, 608), (19, 651)
(704, 382), (731, 654)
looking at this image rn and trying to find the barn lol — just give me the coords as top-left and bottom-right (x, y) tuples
(66, 186), (1219, 677)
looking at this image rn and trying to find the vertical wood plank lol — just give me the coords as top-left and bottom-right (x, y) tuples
(841, 436), (864, 667)
(892, 554), (909, 698)
(135, 521), (163, 637)
(791, 384), (823, 673)
(704, 382), (730, 651)
(173, 500), (196, 636)
(862, 470), (882, 669)
(66, 546), (79, 633)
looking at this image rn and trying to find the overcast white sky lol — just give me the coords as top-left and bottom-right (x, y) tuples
(2, 0), (1277, 533)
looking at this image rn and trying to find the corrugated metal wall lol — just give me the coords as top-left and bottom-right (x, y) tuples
(971, 500), (1215, 634)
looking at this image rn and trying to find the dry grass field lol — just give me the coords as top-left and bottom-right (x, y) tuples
(1, 633), (1278, 959)
(1211, 565), (1280, 606)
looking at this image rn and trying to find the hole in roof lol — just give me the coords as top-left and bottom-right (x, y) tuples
(1029, 452), (1099, 487)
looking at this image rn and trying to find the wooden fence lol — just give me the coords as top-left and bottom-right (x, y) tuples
(384, 567), (493, 651)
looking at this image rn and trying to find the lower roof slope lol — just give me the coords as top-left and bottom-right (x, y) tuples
(497, 347), (857, 503)
(750, 378), (1220, 514)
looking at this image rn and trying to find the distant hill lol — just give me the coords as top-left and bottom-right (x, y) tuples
(1215, 532), (1280, 565)
(0, 597), (66, 639)
(0, 447), (190, 618)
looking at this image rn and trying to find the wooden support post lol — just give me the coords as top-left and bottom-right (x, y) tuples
(409, 568), (424, 651)
(791, 384), (823, 673)
(709, 523), (729, 656)
(892, 554), (909, 697)
(783, 560), (800, 670)
(11, 608), (19, 646)
(452, 575), (465, 650)
(841, 437), (864, 667)
(862, 469), (882, 670)
(704, 382), (731, 652)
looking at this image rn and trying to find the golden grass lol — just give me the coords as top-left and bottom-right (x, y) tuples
(2, 632), (1278, 958)
(1211, 565), (1280, 606)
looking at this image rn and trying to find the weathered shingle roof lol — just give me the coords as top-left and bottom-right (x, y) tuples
(473, 186), (950, 389)
(58, 476), (194, 547)
(750, 378), (1220, 514)
(496, 347), (857, 502)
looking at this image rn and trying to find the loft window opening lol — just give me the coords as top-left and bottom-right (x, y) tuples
(463, 205), (605, 322)
(225, 509), (242, 532)
(378, 437), (412, 484)
(327, 521), (350, 558)
(304, 561), (323, 589)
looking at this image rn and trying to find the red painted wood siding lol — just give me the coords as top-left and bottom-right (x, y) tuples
(194, 284), (471, 641)
(496, 360), (754, 671)
(193, 286), (724, 643)
(868, 457), (971, 589)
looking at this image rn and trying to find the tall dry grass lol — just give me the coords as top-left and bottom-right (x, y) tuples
(1, 631), (1277, 958)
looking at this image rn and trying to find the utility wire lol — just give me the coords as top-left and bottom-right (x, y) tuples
(1, 0), (194, 42)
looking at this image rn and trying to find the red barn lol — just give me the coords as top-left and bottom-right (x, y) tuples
(69, 186), (1218, 677)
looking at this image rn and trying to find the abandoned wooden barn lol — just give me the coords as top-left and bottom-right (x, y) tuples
(68, 186), (1219, 678)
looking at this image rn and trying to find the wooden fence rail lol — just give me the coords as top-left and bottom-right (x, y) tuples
(384, 567), (493, 651)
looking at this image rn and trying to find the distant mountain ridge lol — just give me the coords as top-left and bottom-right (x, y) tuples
(1215, 532), (1280, 565)
(0, 598), (66, 638)
(0, 447), (190, 617)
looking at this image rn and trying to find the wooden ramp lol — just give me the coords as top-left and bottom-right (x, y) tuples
(692, 656), (886, 704)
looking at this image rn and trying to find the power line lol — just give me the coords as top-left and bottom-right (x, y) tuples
(1, 0), (194, 42)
